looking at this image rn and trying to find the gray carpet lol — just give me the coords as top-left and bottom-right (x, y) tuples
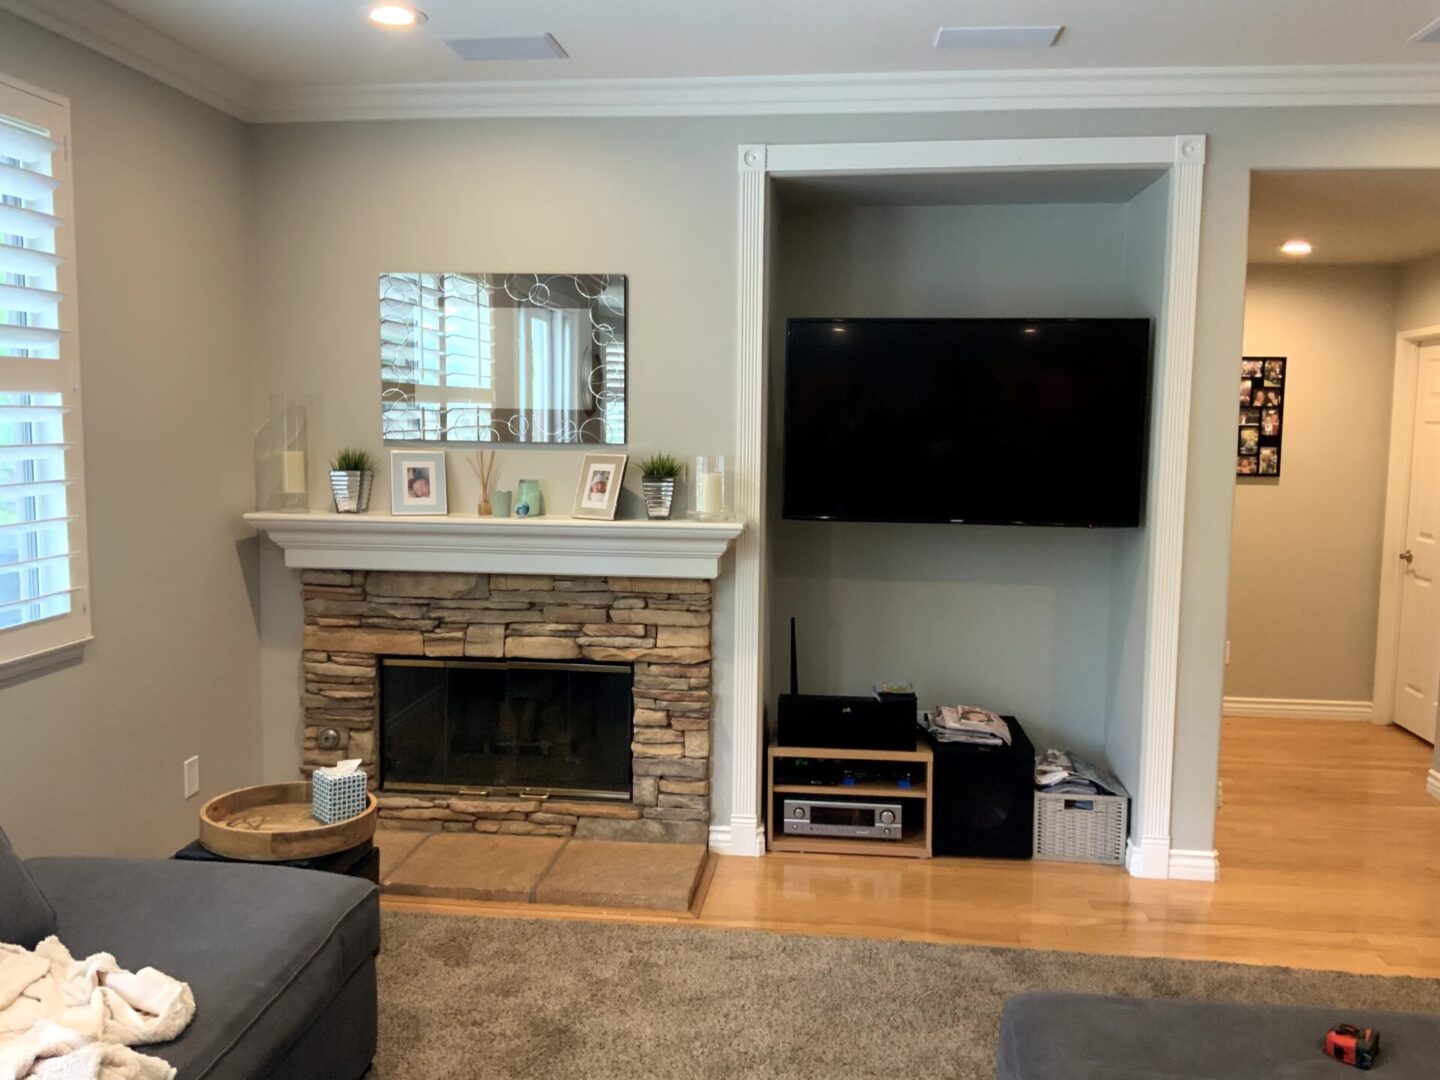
(373, 912), (1440, 1079)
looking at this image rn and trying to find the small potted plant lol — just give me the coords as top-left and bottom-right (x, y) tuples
(639, 452), (682, 520)
(329, 448), (376, 513)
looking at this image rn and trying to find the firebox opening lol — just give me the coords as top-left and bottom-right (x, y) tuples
(380, 658), (633, 800)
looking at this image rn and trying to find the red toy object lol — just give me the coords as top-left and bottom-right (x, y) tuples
(1326, 1025), (1381, 1069)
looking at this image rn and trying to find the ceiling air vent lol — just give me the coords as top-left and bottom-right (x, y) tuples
(445, 34), (568, 61)
(934, 26), (1063, 49)
(1411, 17), (1440, 44)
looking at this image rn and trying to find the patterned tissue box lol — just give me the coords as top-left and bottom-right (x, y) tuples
(312, 759), (368, 824)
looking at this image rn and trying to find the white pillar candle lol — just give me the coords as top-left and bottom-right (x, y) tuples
(697, 471), (724, 515)
(281, 450), (307, 495)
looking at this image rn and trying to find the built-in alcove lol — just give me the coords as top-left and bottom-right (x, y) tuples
(763, 167), (1172, 799)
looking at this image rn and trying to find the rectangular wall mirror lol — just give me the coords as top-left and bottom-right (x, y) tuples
(380, 272), (626, 445)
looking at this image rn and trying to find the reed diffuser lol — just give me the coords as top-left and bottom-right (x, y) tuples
(468, 450), (499, 516)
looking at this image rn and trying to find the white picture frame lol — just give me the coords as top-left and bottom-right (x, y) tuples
(573, 453), (628, 520)
(390, 449), (448, 515)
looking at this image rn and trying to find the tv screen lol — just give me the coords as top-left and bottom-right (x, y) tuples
(782, 317), (1152, 527)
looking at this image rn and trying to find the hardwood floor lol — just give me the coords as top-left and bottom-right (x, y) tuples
(383, 718), (1440, 978)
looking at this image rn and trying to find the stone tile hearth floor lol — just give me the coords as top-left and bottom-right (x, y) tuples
(375, 830), (709, 913)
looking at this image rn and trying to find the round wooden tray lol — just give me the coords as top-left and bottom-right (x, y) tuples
(198, 781), (377, 862)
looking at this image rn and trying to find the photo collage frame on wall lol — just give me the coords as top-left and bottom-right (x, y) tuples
(1237, 355), (1285, 477)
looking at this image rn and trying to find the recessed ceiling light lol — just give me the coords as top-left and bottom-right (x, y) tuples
(935, 26), (1063, 50)
(368, 4), (426, 28)
(1280, 239), (1313, 257)
(1410, 16), (1440, 44)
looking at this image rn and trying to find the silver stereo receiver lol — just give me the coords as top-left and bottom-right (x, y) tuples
(781, 798), (903, 840)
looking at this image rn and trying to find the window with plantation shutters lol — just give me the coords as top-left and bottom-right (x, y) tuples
(0, 75), (90, 677)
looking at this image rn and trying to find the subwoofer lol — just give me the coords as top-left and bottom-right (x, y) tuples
(925, 715), (1035, 859)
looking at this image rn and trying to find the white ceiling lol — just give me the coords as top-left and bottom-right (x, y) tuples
(63, 0), (1440, 87)
(6, 0), (1440, 121)
(1249, 170), (1440, 265)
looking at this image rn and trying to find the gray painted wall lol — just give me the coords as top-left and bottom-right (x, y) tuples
(247, 118), (746, 820)
(0, 14), (260, 856)
(1226, 264), (1400, 703)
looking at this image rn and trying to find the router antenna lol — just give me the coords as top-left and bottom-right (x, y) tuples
(789, 617), (799, 696)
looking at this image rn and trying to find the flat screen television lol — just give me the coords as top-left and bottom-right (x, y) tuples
(783, 317), (1152, 527)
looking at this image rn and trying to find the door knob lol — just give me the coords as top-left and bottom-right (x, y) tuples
(1400, 549), (1415, 564)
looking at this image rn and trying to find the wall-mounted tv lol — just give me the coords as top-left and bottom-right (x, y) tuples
(782, 317), (1153, 528)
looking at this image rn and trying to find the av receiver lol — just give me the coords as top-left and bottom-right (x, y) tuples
(782, 799), (903, 840)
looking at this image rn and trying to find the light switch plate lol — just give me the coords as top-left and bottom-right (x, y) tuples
(183, 756), (200, 799)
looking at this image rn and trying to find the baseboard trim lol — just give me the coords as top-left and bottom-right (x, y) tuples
(709, 819), (764, 857)
(1168, 848), (1220, 882)
(1427, 769), (1440, 802)
(1125, 837), (1171, 879)
(1223, 696), (1374, 721)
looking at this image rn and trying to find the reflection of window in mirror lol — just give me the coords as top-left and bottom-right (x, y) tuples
(380, 273), (625, 445)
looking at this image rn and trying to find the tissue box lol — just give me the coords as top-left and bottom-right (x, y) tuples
(312, 761), (368, 825)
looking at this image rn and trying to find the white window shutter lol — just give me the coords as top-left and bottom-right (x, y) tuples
(0, 75), (91, 676)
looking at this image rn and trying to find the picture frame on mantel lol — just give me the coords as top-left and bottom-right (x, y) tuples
(390, 449), (448, 515)
(573, 453), (628, 520)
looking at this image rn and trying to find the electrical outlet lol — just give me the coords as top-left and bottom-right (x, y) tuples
(183, 756), (200, 799)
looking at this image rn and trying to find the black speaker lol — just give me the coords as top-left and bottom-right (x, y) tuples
(925, 715), (1035, 859)
(776, 694), (916, 751)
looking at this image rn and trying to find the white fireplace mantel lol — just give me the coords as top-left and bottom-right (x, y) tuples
(243, 511), (744, 580)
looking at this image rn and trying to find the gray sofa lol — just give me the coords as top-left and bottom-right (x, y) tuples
(2, 825), (379, 1079)
(997, 992), (1440, 1078)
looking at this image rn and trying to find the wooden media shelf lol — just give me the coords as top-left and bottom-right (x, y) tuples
(766, 738), (934, 858)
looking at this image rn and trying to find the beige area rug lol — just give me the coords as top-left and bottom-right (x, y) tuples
(372, 912), (1440, 1079)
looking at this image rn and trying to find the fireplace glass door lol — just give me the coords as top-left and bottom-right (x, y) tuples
(380, 659), (633, 799)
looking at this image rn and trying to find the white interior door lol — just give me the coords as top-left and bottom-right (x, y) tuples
(1393, 344), (1440, 744)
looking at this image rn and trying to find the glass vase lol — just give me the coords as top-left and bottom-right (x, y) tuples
(255, 394), (311, 512)
(690, 455), (728, 520)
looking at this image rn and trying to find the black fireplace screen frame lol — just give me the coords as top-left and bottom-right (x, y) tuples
(379, 657), (634, 800)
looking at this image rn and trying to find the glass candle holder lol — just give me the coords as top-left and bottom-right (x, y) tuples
(255, 393), (311, 513)
(690, 455), (728, 520)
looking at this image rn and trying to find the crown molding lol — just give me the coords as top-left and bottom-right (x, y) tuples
(252, 64), (1440, 123)
(6, 0), (1440, 124)
(0, 0), (256, 120)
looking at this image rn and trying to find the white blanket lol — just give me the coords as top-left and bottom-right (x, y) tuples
(0, 938), (194, 1080)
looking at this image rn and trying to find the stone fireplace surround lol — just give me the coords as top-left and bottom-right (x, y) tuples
(299, 569), (713, 844)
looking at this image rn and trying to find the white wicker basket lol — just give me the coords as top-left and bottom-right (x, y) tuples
(1033, 791), (1128, 865)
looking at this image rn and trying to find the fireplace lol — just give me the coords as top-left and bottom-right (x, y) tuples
(296, 569), (714, 843)
(380, 658), (633, 799)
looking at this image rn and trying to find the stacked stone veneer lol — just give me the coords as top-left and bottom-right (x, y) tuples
(299, 569), (713, 844)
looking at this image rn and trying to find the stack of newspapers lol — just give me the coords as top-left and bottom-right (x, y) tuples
(1034, 749), (1127, 797)
(921, 705), (1012, 746)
